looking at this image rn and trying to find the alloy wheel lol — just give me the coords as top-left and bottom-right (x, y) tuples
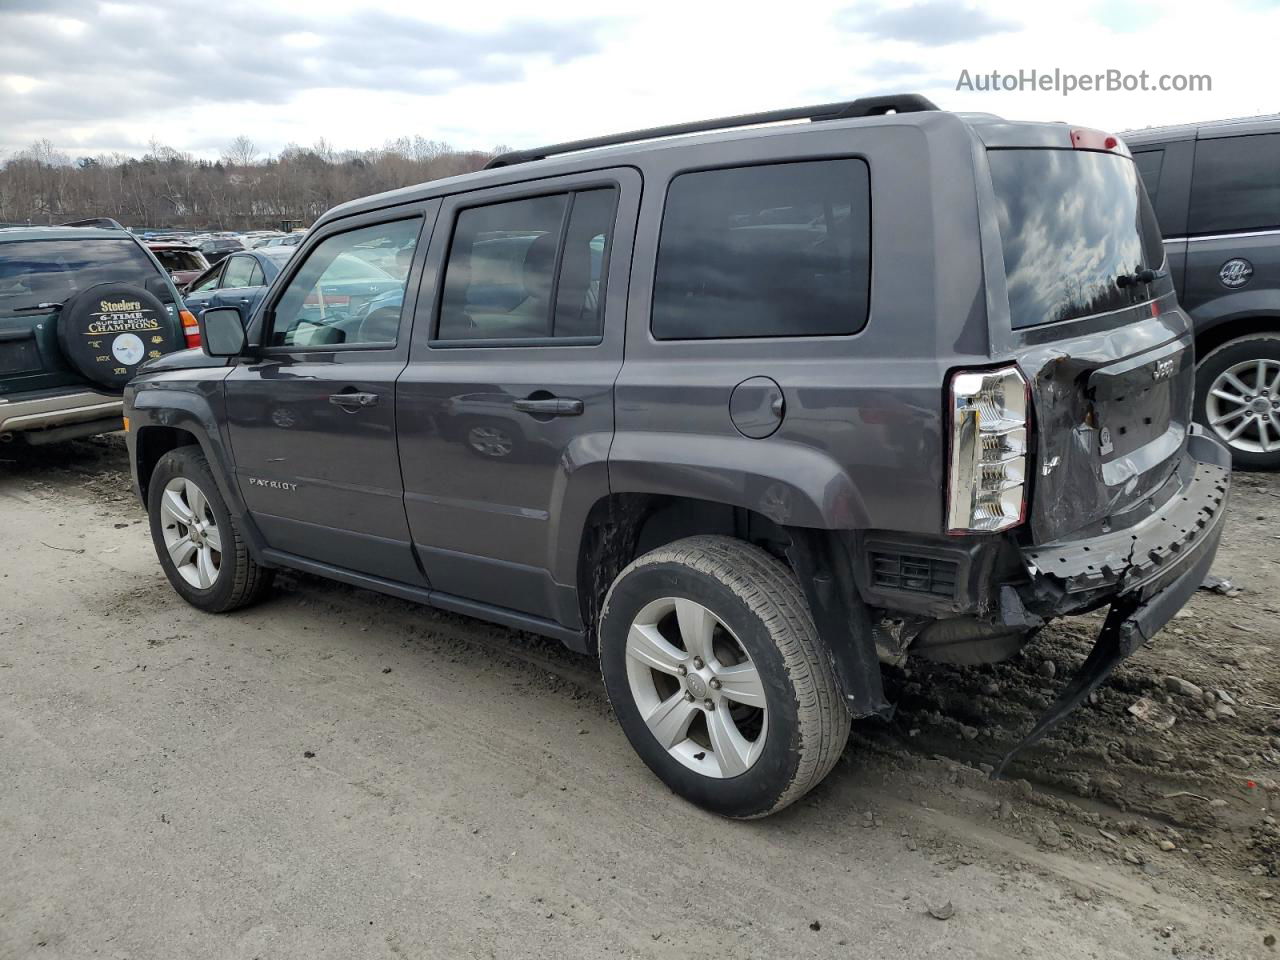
(159, 476), (222, 589)
(624, 597), (767, 779)
(1205, 358), (1280, 455)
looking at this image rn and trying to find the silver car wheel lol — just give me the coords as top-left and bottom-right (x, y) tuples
(159, 476), (222, 589)
(625, 597), (767, 779)
(1206, 358), (1280, 454)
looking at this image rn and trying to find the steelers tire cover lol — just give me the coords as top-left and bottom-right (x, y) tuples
(56, 282), (181, 389)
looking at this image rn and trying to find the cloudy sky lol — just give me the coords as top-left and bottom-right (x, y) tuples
(1, 0), (1276, 161)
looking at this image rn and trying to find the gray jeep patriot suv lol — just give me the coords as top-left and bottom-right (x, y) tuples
(1124, 114), (1280, 470)
(125, 96), (1231, 818)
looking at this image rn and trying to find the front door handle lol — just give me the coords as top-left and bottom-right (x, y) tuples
(329, 391), (379, 410)
(513, 397), (584, 417)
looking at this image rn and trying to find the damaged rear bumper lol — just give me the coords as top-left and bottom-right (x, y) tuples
(997, 426), (1231, 774)
(1021, 428), (1230, 615)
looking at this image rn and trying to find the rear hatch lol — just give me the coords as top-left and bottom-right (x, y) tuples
(986, 144), (1193, 543)
(0, 235), (183, 396)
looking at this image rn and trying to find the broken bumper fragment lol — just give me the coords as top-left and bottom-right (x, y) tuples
(997, 427), (1231, 775)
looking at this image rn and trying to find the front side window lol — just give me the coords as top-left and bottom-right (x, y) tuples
(0, 238), (161, 313)
(651, 159), (871, 340)
(222, 255), (257, 288)
(269, 219), (420, 348)
(437, 187), (619, 343)
(1189, 133), (1280, 234)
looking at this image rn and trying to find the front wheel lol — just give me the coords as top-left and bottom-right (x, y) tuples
(1195, 333), (1280, 470)
(598, 536), (849, 818)
(147, 446), (274, 612)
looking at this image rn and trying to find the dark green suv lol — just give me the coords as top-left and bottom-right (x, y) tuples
(0, 225), (197, 444)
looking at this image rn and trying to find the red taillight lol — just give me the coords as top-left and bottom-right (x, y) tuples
(1070, 127), (1119, 151)
(180, 309), (200, 348)
(1151, 300), (1161, 318)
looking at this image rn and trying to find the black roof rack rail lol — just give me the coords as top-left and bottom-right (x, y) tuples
(484, 94), (938, 169)
(61, 217), (126, 230)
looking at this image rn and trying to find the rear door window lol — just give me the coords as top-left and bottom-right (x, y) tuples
(222, 255), (257, 288)
(436, 187), (619, 343)
(988, 149), (1164, 329)
(1188, 133), (1280, 234)
(651, 159), (871, 339)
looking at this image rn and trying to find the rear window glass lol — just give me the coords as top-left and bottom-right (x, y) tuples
(988, 149), (1164, 329)
(1189, 133), (1280, 234)
(1132, 149), (1164, 206)
(152, 249), (204, 272)
(651, 159), (871, 340)
(0, 238), (162, 314)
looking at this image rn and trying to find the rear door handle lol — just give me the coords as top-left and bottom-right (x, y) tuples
(513, 397), (584, 417)
(329, 391), (379, 409)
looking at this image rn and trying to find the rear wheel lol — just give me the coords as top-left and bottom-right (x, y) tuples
(598, 535), (849, 818)
(147, 446), (273, 612)
(1196, 333), (1280, 470)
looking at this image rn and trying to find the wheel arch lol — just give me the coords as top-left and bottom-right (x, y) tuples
(129, 385), (251, 531)
(573, 494), (887, 718)
(1194, 311), (1280, 363)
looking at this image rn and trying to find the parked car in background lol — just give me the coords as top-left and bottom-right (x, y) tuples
(197, 236), (245, 265)
(259, 233), (304, 250)
(243, 231), (286, 248)
(1125, 114), (1280, 469)
(146, 241), (210, 287)
(181, 247), (294, 319)
(0, 225), (197, 443)
(127, 95), (1229, 818)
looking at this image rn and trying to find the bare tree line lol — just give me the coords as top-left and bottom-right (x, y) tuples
(0, 135), (501, 230)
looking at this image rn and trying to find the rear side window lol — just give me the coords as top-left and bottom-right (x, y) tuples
(1132, 149), (1164, 206)
(651, 159), (871, 340)
(0, 238), (161, 313)
(437, 187), (619, 343)
(1189, 133), (1280, 234)
(988, 149), (1164, 329)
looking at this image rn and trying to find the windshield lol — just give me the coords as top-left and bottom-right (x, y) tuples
(988, 149), (1164, 329)
(0, 238), (162, 313)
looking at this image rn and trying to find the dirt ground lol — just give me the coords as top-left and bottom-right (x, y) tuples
(1, 434), (1278, 959)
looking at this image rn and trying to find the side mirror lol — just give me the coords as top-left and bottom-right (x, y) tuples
(200, 306), (248, 357)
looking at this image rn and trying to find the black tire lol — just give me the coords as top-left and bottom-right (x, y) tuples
(147, 446), (273, 612)
(1195, 333), (1280, 470)
(599, 535), (849, 818)
(56, 282), (182, 389)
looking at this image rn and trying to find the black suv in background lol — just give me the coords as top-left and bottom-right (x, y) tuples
(126, 96), (1230, 818)
(1125, 115), (1280, 469)
(0, 226), (197, 443)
